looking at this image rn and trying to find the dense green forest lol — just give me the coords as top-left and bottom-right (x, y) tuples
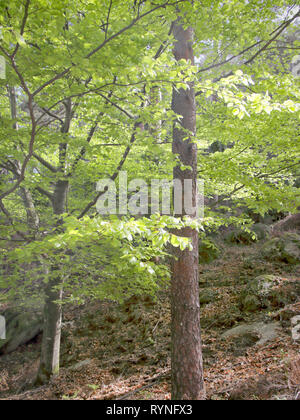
(0, 0), (299, 402)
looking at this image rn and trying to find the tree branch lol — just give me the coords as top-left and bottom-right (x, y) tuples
(0, 92), (36, 199)
(32, 153), (58, 173)
(12, 0), (31, 58)
(36, 186), (54, 202)
(95, 92), (135, 119)
(196, 8), (300, 93)
(67, 116), (100, 178)
(244, 10), (300, 66)
(78, 121), (142, 219)
(32, 0), (185, 97)
(0, 199), (29, 240)
(104, 0), (113, 40)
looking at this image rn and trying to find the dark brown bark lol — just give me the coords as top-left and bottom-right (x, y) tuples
(170, 20), (205, 400)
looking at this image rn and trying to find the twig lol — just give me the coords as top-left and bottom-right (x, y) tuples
(115, 370), (171, 400)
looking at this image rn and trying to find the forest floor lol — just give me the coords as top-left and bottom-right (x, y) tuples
(0, 239), (300, 400)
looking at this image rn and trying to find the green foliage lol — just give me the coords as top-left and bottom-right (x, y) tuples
(0, 0), (299, 308)
(2, 214), (202, 304)
(225, 228), (257, 245)
(199, 238), (220, 263)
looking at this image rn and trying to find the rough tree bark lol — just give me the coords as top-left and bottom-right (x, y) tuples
(170, 19), (206, 400)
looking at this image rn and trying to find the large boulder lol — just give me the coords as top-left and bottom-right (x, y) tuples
(261, 233), (300, 264)
(249, 275), (281, 297)
(271, 302), (300, 323)
(240, 294), (261, 312)
(221, 322), (282, 347)
(291, 315), (300, 342)
(239, 275), (298, 312)
(0, 308), (43, 354)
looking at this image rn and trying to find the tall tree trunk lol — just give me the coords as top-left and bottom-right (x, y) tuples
(36, 264), (62, 383)
(36, 99), (73, 384)
(35, 180), (69, 384)
(170, 19), (206, 400)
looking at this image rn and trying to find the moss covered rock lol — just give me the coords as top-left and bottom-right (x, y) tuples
(239, 274), (298, 313)
(262, 233), (300, 264)
(0, 308), (43, 354)
(221, 322), (281, 347)
(241, 295), (261, 312)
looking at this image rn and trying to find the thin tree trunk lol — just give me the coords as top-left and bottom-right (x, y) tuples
(36, 102), (71, 384)
(35, 265), (62, 384)
(35, 180), (69, 384)
(19, 186), (40, 232)
(8, 86), (40, 232)
(170, 19), (206, 400)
